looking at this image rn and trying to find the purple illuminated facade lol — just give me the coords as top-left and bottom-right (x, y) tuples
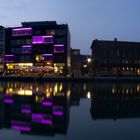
(4, 21), (71, 76)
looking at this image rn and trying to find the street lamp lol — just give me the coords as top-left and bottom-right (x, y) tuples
(87, 58), (91, 63)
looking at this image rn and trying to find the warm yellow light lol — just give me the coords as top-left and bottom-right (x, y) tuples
(137, 84), (140, 92)
(84, 65), (87, 68)
(67, 89), (71, 97)
(112, 88), (115, 94)
(87, 58), (91, 63)
(6, 88), (13, 94)
(17, 89), (32, 96)
(87, 91), (91, 99)
(46, 92), (51, 98)
(54, 84), (58, 93)
(18, 63), (33, 66)
(59, 84), (63, 91)
(54, 92), (65, 96)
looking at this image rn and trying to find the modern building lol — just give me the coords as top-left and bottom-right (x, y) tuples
(91, 38), (140, 76)
(0, 26), (5, 74)
(4, 21), (71, 77)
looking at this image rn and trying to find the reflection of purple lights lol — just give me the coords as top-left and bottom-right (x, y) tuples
(5, 94), (13, 97)
(53, 106), (63, 116)
(22, 45), (32, 48)
(42, 101), (52, 106)
(4, 99), (13, 104)
(53, 112), (63, 116)
(12, 125), (31, 131)
(5, 54), (14, 56)
(41, 119), (52, 125)
(32, 114), (42, 119)
(12, 27), (32, 31)
(21, 109), (31, 114)
(11, 120), (30, 131)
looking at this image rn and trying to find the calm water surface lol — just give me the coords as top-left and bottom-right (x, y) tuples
(0, 81), (140, 140)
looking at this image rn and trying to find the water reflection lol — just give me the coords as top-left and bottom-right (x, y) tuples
(90, 83), (140, 120)
(0, 82), (140, 138)
(1, 82), (70, 136)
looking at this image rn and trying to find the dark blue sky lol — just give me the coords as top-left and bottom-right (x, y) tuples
(1, 0), (140, 54)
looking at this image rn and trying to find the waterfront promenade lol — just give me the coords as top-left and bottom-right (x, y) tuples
(0, 76), (140, 82)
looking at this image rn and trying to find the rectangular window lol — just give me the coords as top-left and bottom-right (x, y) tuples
(42, 54), (53, 62)
(46, 30), (55, 35)
(32, 36), (53, 44)
(22, 45), (32, 54)
(12, 28), (32, 36)
(54, 44), (64, 53)
(55, 37), (65, 44)
(4, 55), (14, 62)
(55, 29), (65, 36)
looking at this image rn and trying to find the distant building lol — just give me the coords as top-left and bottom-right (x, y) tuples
(4, 21), (71, 77)
(71, 49), (81, 77)
(0, 26), (5, 74)
(81, 54), (92, 76)
(91, 38), (140, 76)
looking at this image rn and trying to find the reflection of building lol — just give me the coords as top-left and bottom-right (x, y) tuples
(0, 26), (5, 74)
(3, 82), (70, 136)
(91, 39), (140, 76)
(4, 21), (71, 77)
(90, 83), (140, 120)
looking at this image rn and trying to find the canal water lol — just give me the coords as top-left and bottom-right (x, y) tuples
(0, 81), (140, 140)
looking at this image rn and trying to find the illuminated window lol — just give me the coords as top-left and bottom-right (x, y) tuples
(54, 44), (64, 53)
(36, 55), (43, 62)
(42, 54), (53, 62)
(46, 30), (55, 35)
(4, 55), (14, 62)
(12, 28), (32, 36)
(32, 36), (53, 44)
(22, 45), (32, 54)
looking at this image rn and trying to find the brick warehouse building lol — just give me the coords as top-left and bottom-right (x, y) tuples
(91, 39), (140, 76)
(4, 21), (71, 77)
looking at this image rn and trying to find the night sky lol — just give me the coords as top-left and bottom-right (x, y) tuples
(1, 0), (140, 54)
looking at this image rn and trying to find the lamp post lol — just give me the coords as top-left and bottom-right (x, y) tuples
(87, 57), (92, 77)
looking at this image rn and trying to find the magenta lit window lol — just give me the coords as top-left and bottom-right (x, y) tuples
(54, 44), (64, 53)
(42, 54), (53, 62)
(32, 36), (53, 44)
(4, 54), (14, 62)
(22, 45), (32, 54)
(12, 27), (32, 36)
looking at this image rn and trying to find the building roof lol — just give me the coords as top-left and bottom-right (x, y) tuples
(21, 21), (57, 27)
(91, 39), (140, 49)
